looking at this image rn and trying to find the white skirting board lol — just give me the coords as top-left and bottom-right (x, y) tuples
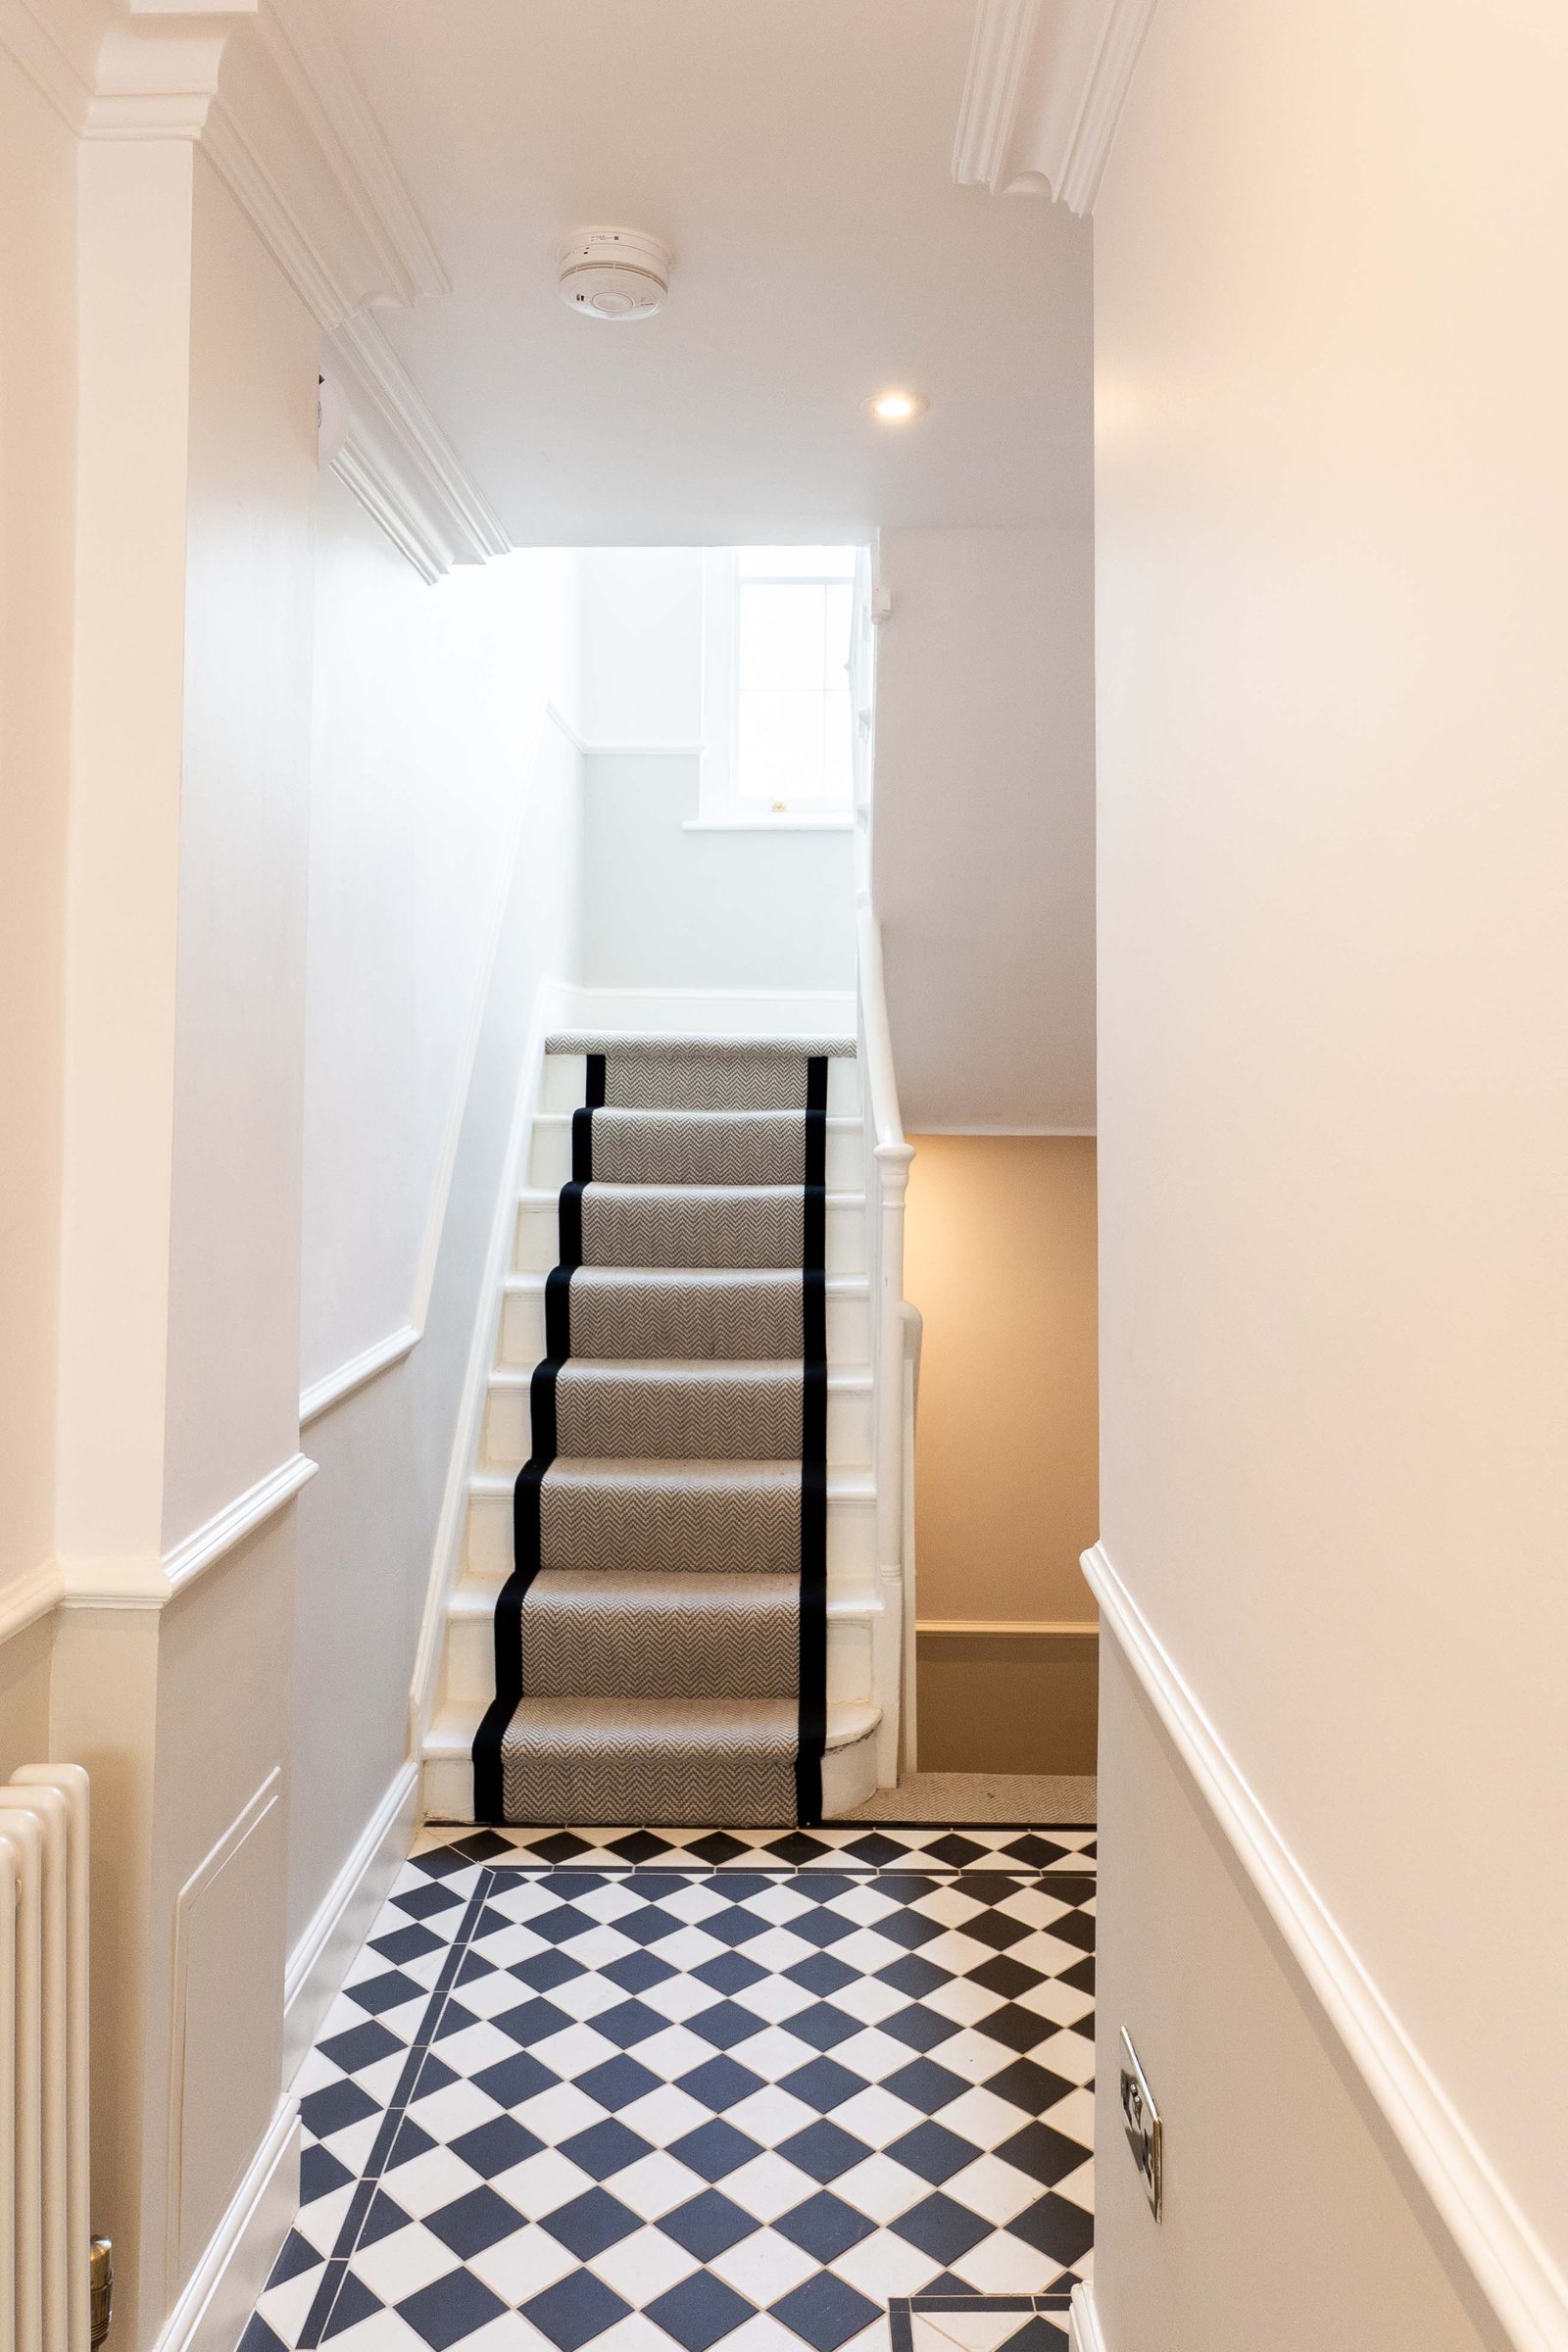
(151, 2096), (299, 2352)
(1068, 2284), (1107, 2352)
(282, 1761), (418, 2082)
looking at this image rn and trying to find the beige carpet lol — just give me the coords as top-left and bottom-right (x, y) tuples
(831, 1770), (1096, 1823)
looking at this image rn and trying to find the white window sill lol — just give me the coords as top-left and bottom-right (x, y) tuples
(682, 817), (855, 834)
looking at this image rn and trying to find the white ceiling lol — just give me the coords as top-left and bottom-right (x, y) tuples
(318, 0), (1092, 544)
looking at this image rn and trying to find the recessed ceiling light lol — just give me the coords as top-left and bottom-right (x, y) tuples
(866, 390), (927, 422)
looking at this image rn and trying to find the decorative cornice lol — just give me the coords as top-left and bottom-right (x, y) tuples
(952, 0), (1040, 192)
(1085, 1541), (1568, 2352)
(953, 0), (1159, 215)
(327, 308), (510, 579)
(254, 0), (446, 308)
(0, 0), (507, 578)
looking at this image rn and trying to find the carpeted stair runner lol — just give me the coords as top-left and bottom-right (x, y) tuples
(472, 1033), (856, 1828)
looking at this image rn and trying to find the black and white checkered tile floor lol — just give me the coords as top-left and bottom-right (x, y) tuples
(245, 1825), (1095, 2352)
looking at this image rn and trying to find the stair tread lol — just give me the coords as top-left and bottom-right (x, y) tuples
(546, 1031), (855, 1056)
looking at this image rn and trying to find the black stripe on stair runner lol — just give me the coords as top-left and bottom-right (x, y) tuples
(472, 1346), (559, 1821)
(796, 1054), (828, 1826)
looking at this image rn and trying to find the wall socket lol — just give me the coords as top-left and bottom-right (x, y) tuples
(1119, 2028), (1162, 2220)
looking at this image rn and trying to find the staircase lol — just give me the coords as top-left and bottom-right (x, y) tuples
(421, 1025), (885, 1826)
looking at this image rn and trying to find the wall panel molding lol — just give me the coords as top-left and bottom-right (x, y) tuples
(283, 1761), (417, 2078)
(1084, 1541), (1568, 2352)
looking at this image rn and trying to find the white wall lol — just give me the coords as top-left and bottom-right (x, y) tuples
(583, 757), (855, 994)
(1093, 2), (1568, 2345)
(575, 547), (856, 998)
(301, 488), (578, 1392)
(286, 491), (582, 1966)
(873, 526), (1095, 1132)
(291, 505), (584, 1963)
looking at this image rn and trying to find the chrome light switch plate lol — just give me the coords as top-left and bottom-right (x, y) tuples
(1119, 2028), (1162, 2220)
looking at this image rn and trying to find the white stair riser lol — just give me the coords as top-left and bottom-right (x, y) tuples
(513, 1197), (867, 1276)
(461, 1485), (878, 1589)
(499, 1286), (870, 1369)
(528, 1118), (863, 1192)
(442, 1606), (875, 1714)
(480, 1381), (872, 1472)
(541, 1054), (860, 1115)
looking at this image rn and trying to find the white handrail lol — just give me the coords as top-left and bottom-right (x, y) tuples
(855, 897), (917, 1785)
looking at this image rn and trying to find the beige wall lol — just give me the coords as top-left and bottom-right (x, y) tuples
(905, 1136), (1098, 1772)
(0, 45), (74, 1614)
(1094, 0), (1568, 2343)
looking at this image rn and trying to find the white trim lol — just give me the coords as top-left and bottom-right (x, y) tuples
(253, 0), (448, 309)
(917, 1618), (1099, 1639)
(162, 1456), (318, 1596)
(299, 1325), (419, 1426)
(327, 310), (508, 582)
(953, 0), (1042, 190)
(0, 1561), (64, 1646)
(150, 2093), (299, 2352)
(680, 818), (854, 835)
(283, 1762), (417, 2081)
(952, 0), (1159, 216)
(166, 1774), (285, 2294)
(1084, 1540), (1568, 2352)
(911, 1124), (1097, 1138)
(1067, 2282), (1107, 2352)
(61, 1456), (318, 1611)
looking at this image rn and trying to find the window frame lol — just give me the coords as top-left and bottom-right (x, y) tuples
(693, 547), (858, 831)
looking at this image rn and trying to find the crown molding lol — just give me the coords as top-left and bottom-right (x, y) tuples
(953, 0), (1159, 215)
(327, 306), (510, 578)
(0, 0), (510, 579)
(254, 0), (446, 306)
(952, 0), (1040, 191)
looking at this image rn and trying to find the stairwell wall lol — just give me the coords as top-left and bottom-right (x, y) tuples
(1092, 2), (1568, 2346)
(288, 500), (586, 2025)
(574, 547), (856, 996)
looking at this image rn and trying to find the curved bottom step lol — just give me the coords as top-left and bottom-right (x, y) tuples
(423, 1696), (881, 1827)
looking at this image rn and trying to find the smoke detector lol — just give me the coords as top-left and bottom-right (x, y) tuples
(558, 226), (671, 321)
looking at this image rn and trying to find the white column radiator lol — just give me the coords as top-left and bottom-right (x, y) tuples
(0, 1768), (90, 2352)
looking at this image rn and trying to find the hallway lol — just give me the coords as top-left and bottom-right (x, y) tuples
(246, 1827), (1095, 2352)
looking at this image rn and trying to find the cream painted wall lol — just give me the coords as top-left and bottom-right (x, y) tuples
(905, 1137), (1098, 1773)
(1094, 1), (1568, 2342)
(0, 47), (74, 1616)
(873, 526), (1095, 1133)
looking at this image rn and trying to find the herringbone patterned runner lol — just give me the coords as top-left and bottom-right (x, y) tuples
(473, 1035), (844, 1826)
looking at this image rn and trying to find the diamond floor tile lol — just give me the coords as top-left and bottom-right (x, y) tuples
(249, 1828), (1094, 2352)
